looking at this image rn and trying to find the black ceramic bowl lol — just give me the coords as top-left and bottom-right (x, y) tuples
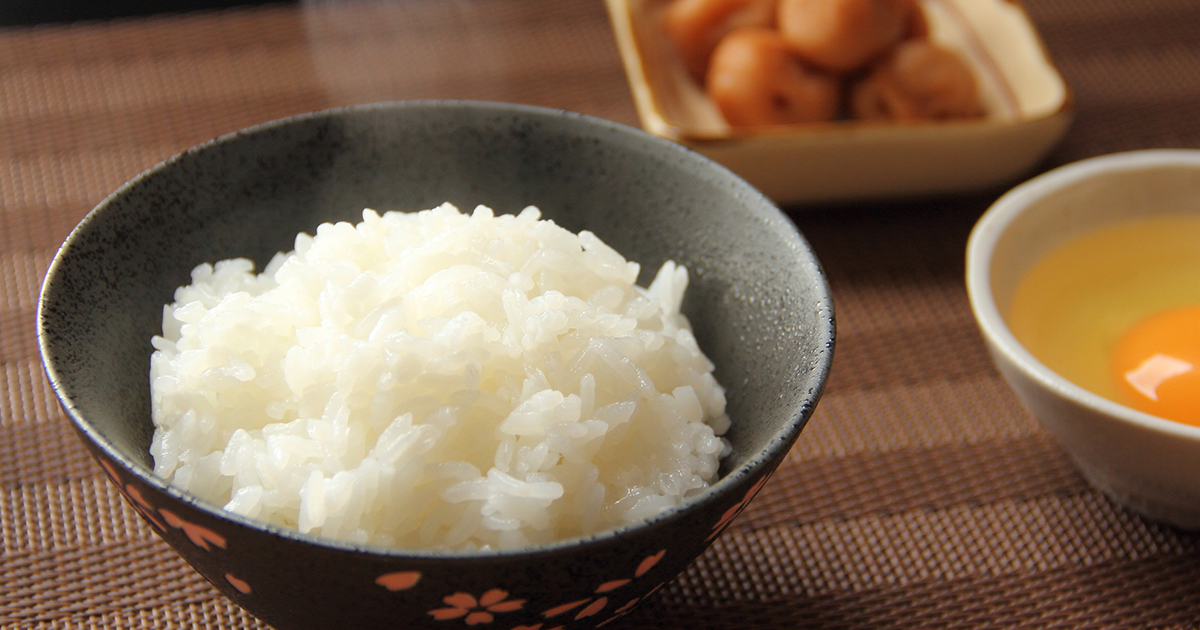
(38, 101), (833, 630)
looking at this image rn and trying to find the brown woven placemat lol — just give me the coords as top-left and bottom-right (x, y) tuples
(4, 0), (1200, 627)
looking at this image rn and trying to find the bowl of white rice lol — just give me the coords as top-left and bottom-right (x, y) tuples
(39, 101), (834, 630)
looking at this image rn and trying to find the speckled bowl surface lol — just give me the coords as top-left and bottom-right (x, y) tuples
(38, 101), (834, 630)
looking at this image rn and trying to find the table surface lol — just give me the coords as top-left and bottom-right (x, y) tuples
(4, 0), (1200, 628)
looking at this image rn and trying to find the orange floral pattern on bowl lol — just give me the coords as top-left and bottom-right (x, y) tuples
(372, 547), (668, 629)
(429, 589), (526, 625)
(538, 547), (665, 625)
(98, 456), (250, 594)
(97, 451), (771, 627)
(706, 473), (772, 542)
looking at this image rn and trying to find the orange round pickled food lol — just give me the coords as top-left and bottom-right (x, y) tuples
(1110, 305), (1200, 427)
(706, 27), (840, 127)
(662, 0), (777, 81)
(777, 0), (917, 72)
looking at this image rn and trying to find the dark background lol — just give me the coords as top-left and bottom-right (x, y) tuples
(0, 0), (291, 25)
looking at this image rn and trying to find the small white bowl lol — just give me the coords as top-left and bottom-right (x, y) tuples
(966, 149), (1200, 529)
(605, 0), (1073, 204)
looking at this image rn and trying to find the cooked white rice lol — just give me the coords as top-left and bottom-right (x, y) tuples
(149, 203), (730, 550)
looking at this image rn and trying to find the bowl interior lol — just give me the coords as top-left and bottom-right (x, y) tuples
(40, 101), (834, 526)
(981, 152), (1200, 320)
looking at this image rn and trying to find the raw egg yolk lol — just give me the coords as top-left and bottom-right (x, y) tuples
(1110, 305), (1200, 427)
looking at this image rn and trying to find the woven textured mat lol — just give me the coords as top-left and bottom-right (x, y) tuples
(4, 0), (1200, 627)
